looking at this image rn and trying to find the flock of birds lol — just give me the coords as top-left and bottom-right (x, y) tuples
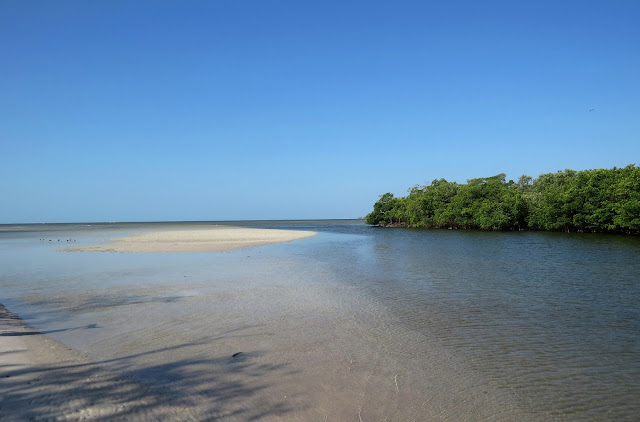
(40, 238), (76, 242)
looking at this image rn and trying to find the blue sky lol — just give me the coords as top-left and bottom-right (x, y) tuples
(1, 1), (639, 223)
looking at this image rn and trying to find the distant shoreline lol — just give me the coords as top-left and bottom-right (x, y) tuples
(369, 222), (639, 235)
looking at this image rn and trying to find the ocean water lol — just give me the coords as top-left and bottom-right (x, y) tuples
(0, 220), (638, 421)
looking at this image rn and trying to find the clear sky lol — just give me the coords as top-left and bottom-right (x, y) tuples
(1, 0), (638, 223)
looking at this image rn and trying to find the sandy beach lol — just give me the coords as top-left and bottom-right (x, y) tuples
(64, 227), (317, 253)
(0, 223), (547, 421)
(1, 227), (321, 420)
(0, 304), (207, 421)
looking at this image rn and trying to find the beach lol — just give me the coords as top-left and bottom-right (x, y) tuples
(2, 226), (322, 421)
(0, 223), (528, 421)
(1, 221), (637, 421)
(0, 304), (208, 421)
(0, 281), (525, 422)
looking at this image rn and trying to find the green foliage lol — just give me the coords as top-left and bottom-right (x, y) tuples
(365, 193), (400, 226)
(365, 165), (640, 233)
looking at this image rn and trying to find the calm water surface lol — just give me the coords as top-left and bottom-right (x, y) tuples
(0, 220), (638, 421)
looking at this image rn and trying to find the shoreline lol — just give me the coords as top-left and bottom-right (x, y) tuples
(1, 220), (636, 421)
(0, 303), (206, 421)
(63, 227), (317, 253)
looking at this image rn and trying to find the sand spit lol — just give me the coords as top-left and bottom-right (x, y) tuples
(0, 304), (205, 421)
(64, 227), (317, 253)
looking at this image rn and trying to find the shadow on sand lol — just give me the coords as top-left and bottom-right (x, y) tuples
(0, 306), (303, 421)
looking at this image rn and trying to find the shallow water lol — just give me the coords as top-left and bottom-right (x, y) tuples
(0, 220), (639, 420)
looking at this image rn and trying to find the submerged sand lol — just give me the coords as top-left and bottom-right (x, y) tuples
(64, 227), (317, 253)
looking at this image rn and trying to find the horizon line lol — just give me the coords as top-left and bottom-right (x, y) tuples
(0, 218), (366, 226)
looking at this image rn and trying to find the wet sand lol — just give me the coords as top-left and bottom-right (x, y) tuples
(0, 304), (205, 421)
(64, 227), (317, 253)
(0, 286), (535, 422)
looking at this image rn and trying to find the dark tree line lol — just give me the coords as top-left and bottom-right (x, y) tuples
(365, 165), (640, 234)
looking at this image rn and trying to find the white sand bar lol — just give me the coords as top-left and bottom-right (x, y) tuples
(65, 227), (317, 253)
